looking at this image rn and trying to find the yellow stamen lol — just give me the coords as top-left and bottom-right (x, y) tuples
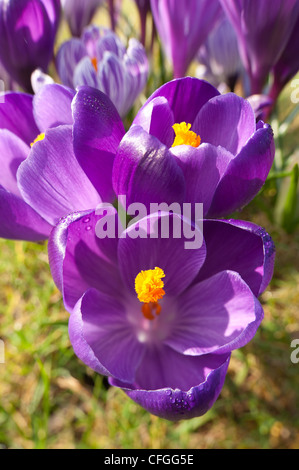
(30, 132), (45, 147)
(171, 122), (201, 148)
(91, 57), (98, 72)
(135, 267), (165, 320)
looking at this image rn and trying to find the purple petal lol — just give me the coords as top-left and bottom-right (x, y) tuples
(0, 92), (39, 146)
(110, 353), (230, 421)
(73, 56), (99, 88)
(118, 212), (206, 298)
(165, 270), (264, 356)
(208, 122), (275, 217)
(194, 93), (256, 155)
(56, 38), (87, 88)
(33, 83), (75, 131)
(0, 129), (30, 196)
(72, 86), (125, 202)
(195, 219), (275, 297)
(132, 96), (175, 147)
(0, 185), (51, 241)
(17, 125), (101, 226)
(134, 76), (219, 128)
(48, 208), (122, 310)
(69, 288), (145, 382)
(112, 125), (186, 210)
(170, 143), (233, 214)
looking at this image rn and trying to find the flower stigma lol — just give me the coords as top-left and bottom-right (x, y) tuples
(171, 122), (201, 148)
(135, 267), (165, 320)
(91, 57), (98, 72)
(30, 132), (45, 147)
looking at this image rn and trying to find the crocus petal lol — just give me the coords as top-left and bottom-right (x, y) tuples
(195, 219), (275, 297)
(73, 56), (99, 89)
(0, 92), (39, 146)
(132, 96), (175, 147)
(48, 207), (122, 310)
(0, 185), (51, 241)
(112, 125), (186, 210)
(165, 270), (264, 356)
(194, 93), (256, 155)
(134, 76), (219, 128)
(110, 352), (230, 421)
(56, 39), (88, 89)
(170, 143), (233, 214)
(17, 125), (101, 226)
(33, 83), (75, 131)
(118, 212), (206, 298)
(0, 129), (30, 196)
(69, 288), (145, 383)
(208, 122), (275, 217)
(72, 86), (125, 202)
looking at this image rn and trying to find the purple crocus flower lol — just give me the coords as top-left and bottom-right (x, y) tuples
(134, 0), (152, 45)
(0, 84), (125, 241)
(219, 0), (299, 95)
(0, 0), (61, 92)
(56, 25), (149, 118)
(197, 15), (243, 92)
(150, 0), (222, 78)
(112, 77), (275, 218)
(48, 208), (274, 420)
(61, 0), (104, 37)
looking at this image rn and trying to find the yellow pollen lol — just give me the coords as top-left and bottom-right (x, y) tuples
(135, 267), (165, 320)
(30, 132), (45, 147)
(91, 57), (98, 72)
(171, 122), (201, 148)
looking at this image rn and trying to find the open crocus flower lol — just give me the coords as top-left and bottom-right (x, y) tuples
(150, 0), (222, 78)
(0, 83), (74, 241)
(56, 25), (149, 118)
(0, 84), (125, 241)
(219, 0), (299, 95)
(112, 77), (275, 217)
(48, 209), (275, 420)
(0, 0), (61, 92)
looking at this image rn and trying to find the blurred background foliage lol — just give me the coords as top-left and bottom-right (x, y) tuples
(0, 0), (299, 449)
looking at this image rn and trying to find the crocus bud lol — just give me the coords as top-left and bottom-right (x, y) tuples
(0, 0), (61, 92)
(61, 0), (104, 37)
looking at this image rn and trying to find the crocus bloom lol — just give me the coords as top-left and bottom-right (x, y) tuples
(1, 85), (125, 242)
(150, 0), (222, 78)
(0, 0), (61, 92)
(0, 84), (76, 240)
(62, 0), (104, 37)
(269, 15), (299, 104)
(56, 25), (149, 118)
(112, 77), (275, 217)
(219, 0), (299, 95)
(197, 15), (243, 92)
(48, 209), (275, 420)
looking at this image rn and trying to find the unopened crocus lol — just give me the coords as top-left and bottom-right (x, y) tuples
(48, 208), (274, 420)
(0, 0), (61, 92)
(134, 0), (152, 45)
(150, 0), (222, 78)
(197, 15), (243, 92)
(62, 0), (104, 37)
(219, 0), (299, 95)
(56, 25), (149, 117)
(1, 85), (126, 242)
(112, 77), (275, 217)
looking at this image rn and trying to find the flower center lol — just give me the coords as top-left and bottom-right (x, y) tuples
(171, 122), (201, 148)
(30, 132), (45, 147)
(91, 57), (98, 72)
(135, 267), (165, 320)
